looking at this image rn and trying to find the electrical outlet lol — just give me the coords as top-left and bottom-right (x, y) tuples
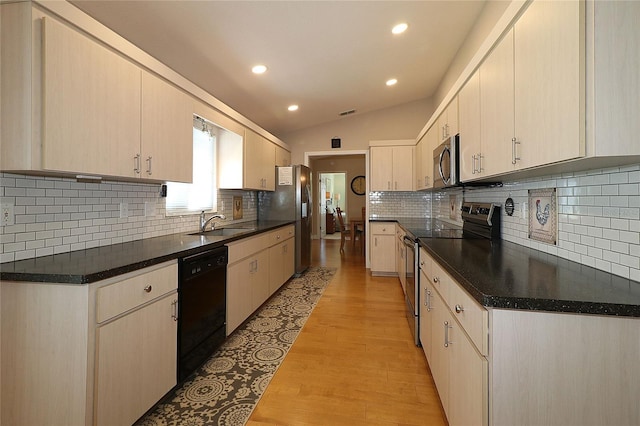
(119, 202), (129, 219)
(144, 201), (155, 217)
(1, 202), (15, 226)
(221, 201), (225, 212)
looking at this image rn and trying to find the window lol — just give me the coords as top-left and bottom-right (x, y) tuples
(165, 117), (217, 216)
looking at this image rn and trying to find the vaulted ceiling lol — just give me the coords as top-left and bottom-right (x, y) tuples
(71, 1), (486, 138)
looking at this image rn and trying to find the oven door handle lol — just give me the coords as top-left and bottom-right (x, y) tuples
(403, 236), (415, 247)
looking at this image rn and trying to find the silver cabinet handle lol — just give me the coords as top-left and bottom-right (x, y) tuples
(433, 276), (439, 284)
(134, 154), (141, 174)
(472, 154), (477, 174)
(146, 156), (153, 175)
(171, 299), (178, 321)
(478, 153), (484, 173)
(144, 285), (152, 293)
(512, 137), (521, 164)
(444, 321), (450, 347)
(455, 304), (464, 314)
(395, 181), (398, 190)
(387, 181), (391, 190)
(425, 289), (432, 311)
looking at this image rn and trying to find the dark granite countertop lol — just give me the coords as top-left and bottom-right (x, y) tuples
(419, 236), (640, 318)
(371, 216), (640, 317)
(0, 220), (293, 284)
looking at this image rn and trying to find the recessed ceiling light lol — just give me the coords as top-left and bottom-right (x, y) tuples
(252, 64), (267, 74)
(392, 23), (408, 35)
(288, 105), (299, 112)
(386, 78), (398, 86)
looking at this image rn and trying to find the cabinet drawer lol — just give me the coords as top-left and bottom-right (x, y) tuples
(227, 233), (270, 264)
(430, 260), (450, 306)
(96, 262), (177, 323)
(449, 279), (488, 355)
(371, 222), (395, 235)
(267, 225), (295, 246)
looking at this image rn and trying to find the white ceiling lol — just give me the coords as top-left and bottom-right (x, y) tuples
(70, 0), (486, 138)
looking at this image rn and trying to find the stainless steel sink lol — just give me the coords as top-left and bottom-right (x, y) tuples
(188, 227), (256, 237)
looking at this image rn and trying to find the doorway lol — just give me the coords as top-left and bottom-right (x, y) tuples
(319, 172), (346, 239)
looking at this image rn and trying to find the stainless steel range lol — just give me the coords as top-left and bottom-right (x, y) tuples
(405, 202), (501, 346)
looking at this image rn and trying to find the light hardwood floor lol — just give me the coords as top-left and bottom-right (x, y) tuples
(247, 239), (447, 426)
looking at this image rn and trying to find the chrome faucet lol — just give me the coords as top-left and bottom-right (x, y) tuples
(200, 211), (226, 232)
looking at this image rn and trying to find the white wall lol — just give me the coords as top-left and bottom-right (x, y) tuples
(283, 98), (433, 165)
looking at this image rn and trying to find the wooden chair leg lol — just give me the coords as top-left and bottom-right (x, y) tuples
(340, 232), (346, 253)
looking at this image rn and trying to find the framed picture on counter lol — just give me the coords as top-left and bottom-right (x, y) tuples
(528, 188), (557, 245)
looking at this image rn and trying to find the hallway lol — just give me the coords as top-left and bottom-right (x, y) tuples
(247, 239), (447, 425)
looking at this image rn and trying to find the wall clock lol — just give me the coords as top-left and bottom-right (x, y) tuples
(350, 175), (366, 195)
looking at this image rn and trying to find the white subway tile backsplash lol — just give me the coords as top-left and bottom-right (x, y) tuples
(428, 164), (640, 281)
(1, 173), (258, 262)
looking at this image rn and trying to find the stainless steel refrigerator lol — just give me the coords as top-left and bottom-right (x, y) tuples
(258, 165), (311, 275)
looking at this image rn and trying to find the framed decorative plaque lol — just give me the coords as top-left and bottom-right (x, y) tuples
(528, 188), (557, 245)
(233, 196), (243, 220)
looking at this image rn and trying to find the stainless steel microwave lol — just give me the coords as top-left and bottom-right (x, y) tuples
(433, 134), (460, 189)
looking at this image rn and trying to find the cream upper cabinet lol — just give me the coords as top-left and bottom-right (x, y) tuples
(41, 16), (141, 178)
(370, 146), (394, 191)
(415, 138), (423, 190)
(458, 70), (481, 182)
(437, 98), (459, 142)
(245, 129), (276, 190)
(370, 145), (414, 191)
(514, 0), (585, 169)
(416, 126), (437, 190)
(275, 145), (291, 167)
(479, 28), (515, 178)
(219, 128), (276, 191)
(141, 71), (193, 183)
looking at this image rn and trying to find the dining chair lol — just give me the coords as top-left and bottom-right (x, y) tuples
(335, 207), (362, 253)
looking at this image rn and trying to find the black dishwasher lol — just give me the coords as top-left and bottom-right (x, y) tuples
(178, 246), (228, 381)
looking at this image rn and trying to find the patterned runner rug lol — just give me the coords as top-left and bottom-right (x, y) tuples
(137, 266), (336, 426)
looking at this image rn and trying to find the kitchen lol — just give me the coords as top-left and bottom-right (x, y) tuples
(1, 0), (640, 425)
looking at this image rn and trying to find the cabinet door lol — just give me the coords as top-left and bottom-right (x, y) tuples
(480, 28), (514, 177)
(415, 137), (424, 189)
(244, 129), (276, 190)
(275, 145), (291, 167)
(269, 243), (285, 295)
(423, 125), (437, 188)
(370, 146), (394, 191)
(458, 70), (481, 182)
(447, 97), (459, 137)
(95, 292), (177, 426)
(42, 17), (141, 178)
(226, 259), (253, 335)
(430, 290), (451, 419)
(449, 323), (488, 426)
(419, 259), (434, 362)
(282, 237), (295, 284)
(370, 234), (396, 273)
(250, 250), (271, 312)
(141, 71), (193, 183)
(392, 145), (414, 191)
(514, 0), (584, 169)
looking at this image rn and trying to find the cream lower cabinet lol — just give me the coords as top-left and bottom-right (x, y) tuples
(421, 246), (640, 426)
(420, 248), (488, 426)
(95, 292), (177, 426)
(370, 222), (396, 275)
(0, 261), (178, 426)
(227, 239), (269, 334)
(226, 226), (295, 334)
(269, 226), (295, 295)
